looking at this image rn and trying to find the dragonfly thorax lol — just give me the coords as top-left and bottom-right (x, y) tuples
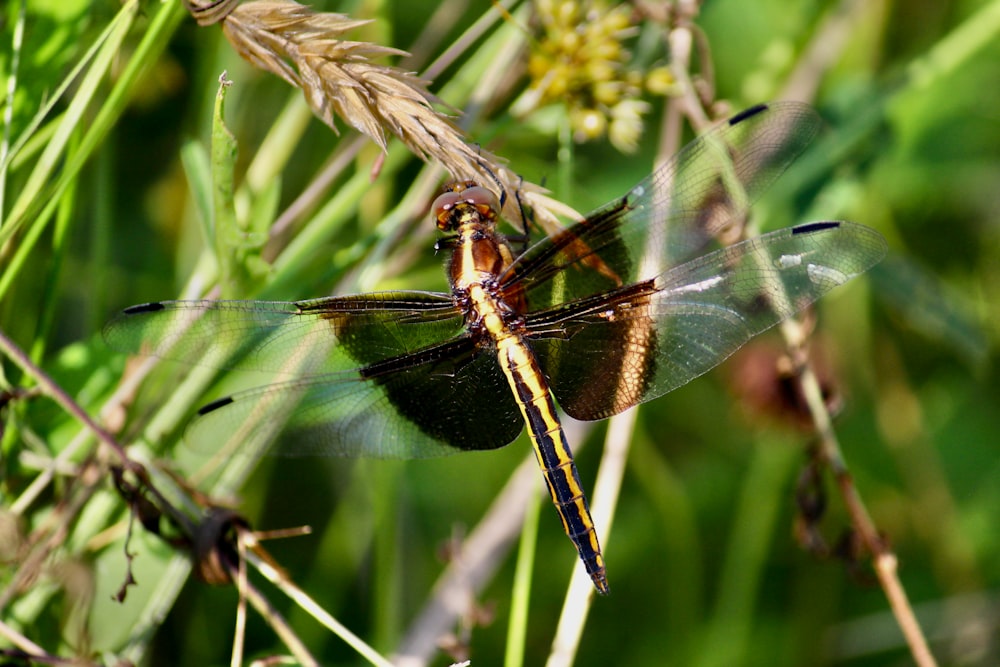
(448, 222), (513, 293)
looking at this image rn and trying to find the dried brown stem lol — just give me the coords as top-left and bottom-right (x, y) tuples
(770, 3), (938, 663)
(785, 321), (937, 667)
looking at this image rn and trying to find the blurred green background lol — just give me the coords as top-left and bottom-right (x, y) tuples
(1, 0), (998, 665)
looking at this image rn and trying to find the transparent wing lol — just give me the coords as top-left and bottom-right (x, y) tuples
(185, 334), (524, 458)
(529, 221), (887, 420)
(503, 102), (824, 307)
(104, 292), (528, 457)
(102, 291), (463, 377)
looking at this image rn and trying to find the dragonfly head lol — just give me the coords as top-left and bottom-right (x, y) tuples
(433, 182), (501, 233)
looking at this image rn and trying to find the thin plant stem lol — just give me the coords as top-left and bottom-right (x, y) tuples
(2, 326), (388, 665)
(505, 478), (542, 667)
(784, 320), (938, 667)
(8, 350), (160, 516)
(243, 535), (395, 667)
(0, 329), (128, 464)
(664, 1), (939, 663)
(0, 0), (26, 216)
(772, 2), (941, 662)
(0, 617), (47, 657)
(393, 446), (560, 667)
(232, 531), (248, 667)
(545, 408), (636, 667)
(0, 329), (200, 542)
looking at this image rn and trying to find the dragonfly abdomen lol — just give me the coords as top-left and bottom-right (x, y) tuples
(495, 332), (609, 594)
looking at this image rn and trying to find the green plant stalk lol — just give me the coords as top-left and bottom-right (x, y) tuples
(210, 73), (273, 298)
(142, 363), (222, 458)
(90, 133), (115, 336)
(372, 460), (404, 651)
(0, 0), (27, 215)
(6, 111), (59, 172)
(430, 6), (526, 121)
(210, 75), (245, 298)
(697, 438), (799, 667)
(628, 435), (703, 660)
(1, 0), (138, 241)
(2, 13), (96, 222)
(556, 114), (575, 208)
(0, 4), (134, 300)
(264, 163), (386, 296)
(360, 160), (441, 254)
(28, 131), (79, 366)
(905, 0), (1000, 92)
(181, 140), (214, 248)
(0, 0), (187, 300)
(505, 479), (541, 667)
(243, 92), (314, 195)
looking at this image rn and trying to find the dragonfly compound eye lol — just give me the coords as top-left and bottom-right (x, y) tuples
(432, 185), (501, 231)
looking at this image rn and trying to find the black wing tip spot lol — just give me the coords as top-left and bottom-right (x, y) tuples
(197, 396), (234, 416)
(729, 103), (769, 126)
(123, 302), (167, 315)
(792, 221), (842, 235)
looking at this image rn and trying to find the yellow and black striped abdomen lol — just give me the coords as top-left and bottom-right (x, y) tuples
(495, 331), (608, 594)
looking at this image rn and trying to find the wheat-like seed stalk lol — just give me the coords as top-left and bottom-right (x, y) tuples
(188, 2), (524, 195)
(184, 0), (583, 240)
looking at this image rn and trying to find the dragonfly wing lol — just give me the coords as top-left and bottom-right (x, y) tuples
(189, 334), (525, 458)
(102, 292), (463, 376)
(503, 102), (824, 306)
(530, 221), (887, 421)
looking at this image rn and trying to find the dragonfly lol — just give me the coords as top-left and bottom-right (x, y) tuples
(104, 102), (887, 595)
